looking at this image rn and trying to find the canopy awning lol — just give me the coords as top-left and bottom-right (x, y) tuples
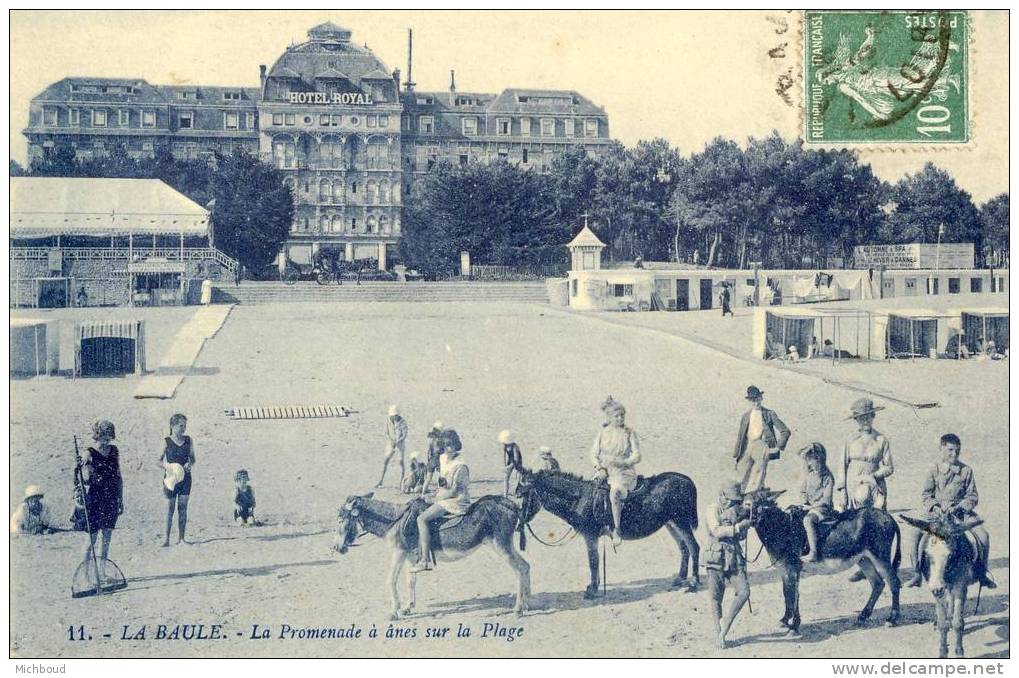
(10, 177), (209, 238)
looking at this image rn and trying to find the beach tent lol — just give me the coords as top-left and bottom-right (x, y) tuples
(10, 318), (58, 376)
(961, 308), (1009, 354)
(753, 307), (875, 360)
(74, 320), (146, 377)
(884, 310), (942, 359)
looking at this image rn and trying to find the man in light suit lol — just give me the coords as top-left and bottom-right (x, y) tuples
(733, 385), (790, 493)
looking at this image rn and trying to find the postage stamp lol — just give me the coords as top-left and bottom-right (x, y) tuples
(804, 10), (969, 144)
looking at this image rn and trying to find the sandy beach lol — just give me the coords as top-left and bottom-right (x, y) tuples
(9, 301), (1009, 658)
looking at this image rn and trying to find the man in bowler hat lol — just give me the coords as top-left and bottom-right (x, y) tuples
(733, 385), (790, 493)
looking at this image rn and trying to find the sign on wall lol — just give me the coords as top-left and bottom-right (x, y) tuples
(853, 243), (974, 270)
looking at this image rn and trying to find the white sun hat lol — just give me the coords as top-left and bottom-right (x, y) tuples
(24, 485), (44, 500)
(163, 463), (185, 492)
(388, 404), (399, 417)
(432, 420), (444, 430)
(498, 430), (514, 445)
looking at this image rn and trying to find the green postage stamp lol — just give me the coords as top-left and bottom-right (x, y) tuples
(804, 10), (968, 143)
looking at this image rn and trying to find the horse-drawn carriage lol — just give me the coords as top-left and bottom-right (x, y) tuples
(279, 251), (396, 285)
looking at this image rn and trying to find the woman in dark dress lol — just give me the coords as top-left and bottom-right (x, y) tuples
(159, 413), (196, 546)
(82, 420), (123, 561)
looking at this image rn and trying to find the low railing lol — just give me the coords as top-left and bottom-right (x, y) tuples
(10, 246), (238, 272)
(467, 264), (568, 280)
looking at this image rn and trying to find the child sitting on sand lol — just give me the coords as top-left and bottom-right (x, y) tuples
(234, 469), (256, 525)
(402, 452), (426, 494)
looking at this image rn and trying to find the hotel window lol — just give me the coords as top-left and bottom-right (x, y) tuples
(246, 112), (255, 129)
(948, 277), (961, 294)
(367, 142), (387, 169)
(272, 140), (295, 169)
(522, 148), (529, 164)
(320, 114), (330, 126)
(284, 114), (295, 126)
(321, 140), (342, 169)
(43, 108), (57, 126)
(69, 108), (80, 125)
(521, 118), (531, 136)
(319, 179), (331, 201)
(541, 118), (555, 137)
(459, 154), (469, 167)
(351, 218), (358, 231)
(927, 278), (940, 295)
(93, 109), (107, 127)
(178, 92), (190, 100)
(366, 215), (377, 233)
(564, 119), (575, 136)
(331, 215), (342, 232)
(118, 109), (130, 126)
(420, 116), (434, 134)
(224, 112), (239, 130)
(367, 115), (377, 128)
(996, 277), (1006, 292)
(613, 284), (634, 297)
(332, 179), (344, 202)
(970, 278), (983, 293)
(379, 114), (389, 128)
(498, 149), (508, 161)
(462, 117), (478, 136)
(272, 113), (284, 126)
(497, 118), (511, 136)
(351, 181), (357, 194)
(331, 115), (341, 126)
(585, 119), (599, 137)
(142, 110), (155, 128)
(223, 91), (240, 101)
(178, 111), (193, 129)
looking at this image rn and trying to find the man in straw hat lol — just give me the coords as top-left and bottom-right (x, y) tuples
(705, 480), (753, 649)
(499, 430), (523, 497)
(10, 485), (54, 536)
(591, 396), (641, 546)
(376, 405), (409, 488)
(733, 386), (790, 493)
(903, 433), (995, 589)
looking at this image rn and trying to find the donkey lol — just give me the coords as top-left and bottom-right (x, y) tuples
(749, 490), (901, 633)
(514, 468), (699, 598)
(334, 493), (534, 619)
(900, 513), (984, 658)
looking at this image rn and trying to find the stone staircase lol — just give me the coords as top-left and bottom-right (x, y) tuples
(212, 280), (551, 305)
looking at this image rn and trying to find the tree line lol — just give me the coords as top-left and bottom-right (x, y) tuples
(399, 134), (1008, 276)
(12, 134), (1008, 277)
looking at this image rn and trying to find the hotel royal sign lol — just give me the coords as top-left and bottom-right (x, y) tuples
(287, 92), (373, 105)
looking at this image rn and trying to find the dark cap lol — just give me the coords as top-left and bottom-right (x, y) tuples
(746, 386), (764, 400)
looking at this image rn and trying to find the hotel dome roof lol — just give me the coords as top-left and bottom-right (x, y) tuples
(265, 23), (391, 93)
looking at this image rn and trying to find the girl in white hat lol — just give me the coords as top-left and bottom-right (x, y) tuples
(591, 397), (641, 546)
(499, 430), (523, 497)
(376, 405), (408, 489)
(10, 485), (53, 536)
(402, 451), (427, 494)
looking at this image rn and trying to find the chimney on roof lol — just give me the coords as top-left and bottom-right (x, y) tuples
(392, 68), (401, 94)
(449, 69), (456, 106)
(405, 29), (415, 91)
(259, 65), (267, 89)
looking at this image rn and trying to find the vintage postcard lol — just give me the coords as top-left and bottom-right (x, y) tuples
(7, 9), (1010, 670)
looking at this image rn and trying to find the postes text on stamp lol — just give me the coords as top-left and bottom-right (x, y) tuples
(805, 10), (968, 144)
